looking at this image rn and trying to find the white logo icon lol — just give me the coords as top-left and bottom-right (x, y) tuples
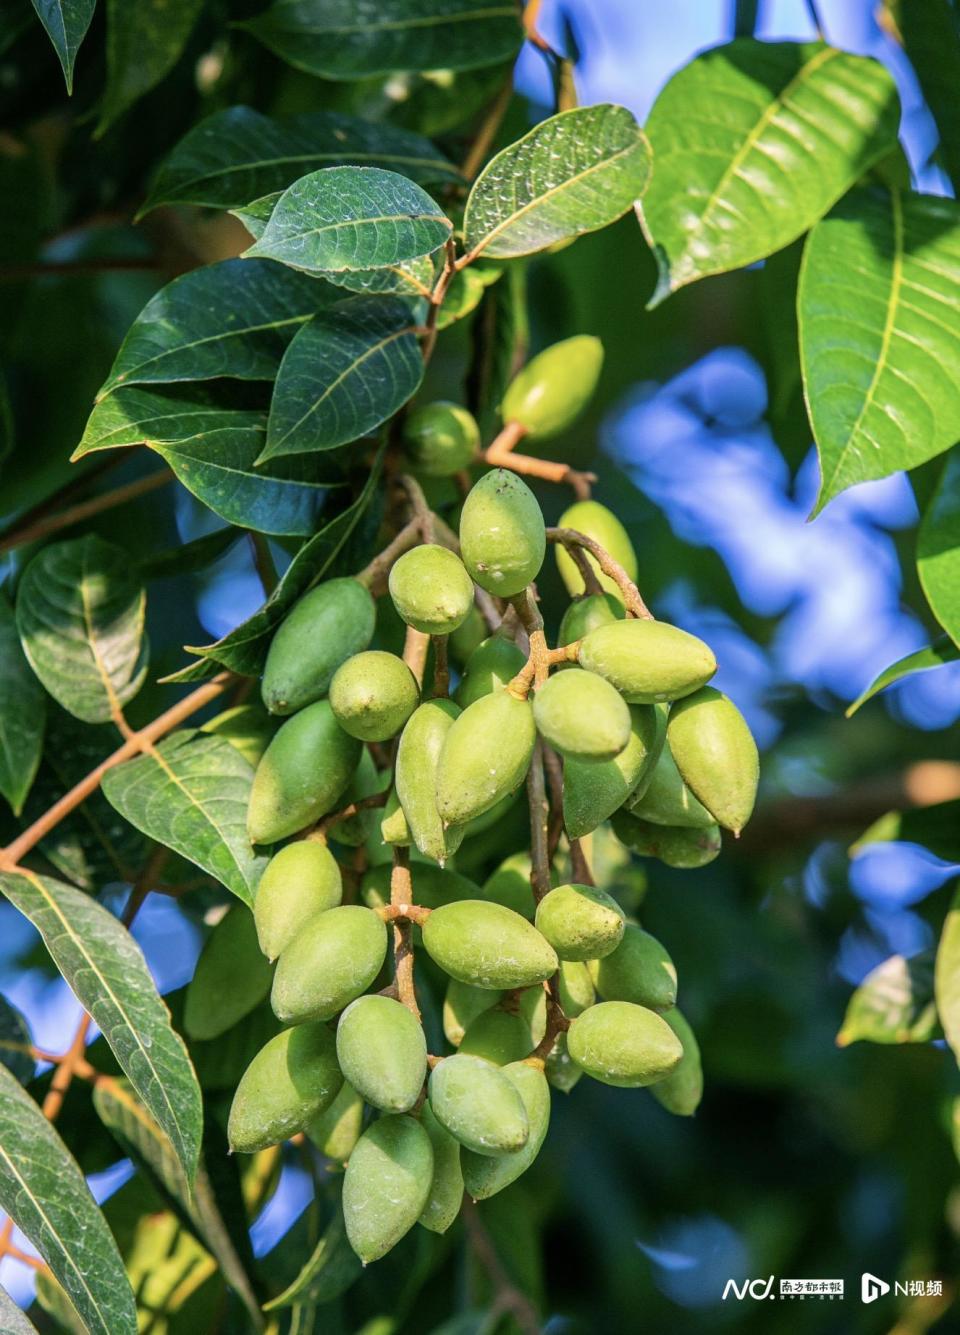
(861, 1273), (890, 1304)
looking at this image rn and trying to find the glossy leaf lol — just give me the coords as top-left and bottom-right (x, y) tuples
(0, 1063), (136, 1335)
(141, 106), (461, 215)
(837, 952), (938, 1046)
(0, 1283), (37, 1335)
(30, 0), (96, 92)
(0, 590), (45, 816)
(800, 188), (960, 511)
(242, 0), (522, 80)
(463, 103), (651, 260)
(846, 636), (960, 716)
(937, 885), (960, 1064)
(98, 0), (203, 132)
(918, 449), (960, 647)
(326, 255), (436, 298)
(639, 40), (899, 303)
(15, 535), (148, 724)
(101, 730), (268, 905)
(263, 297), (423, 460)
(0, 994), (35, 1085)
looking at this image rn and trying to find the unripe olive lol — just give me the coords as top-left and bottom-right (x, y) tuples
(557, 960), (595, 1017)
(563, 704), (665, 840)
(202, 703), (277, 768)
(336, 994), (427, 1114)
(403, 401), (479, 476)
(428, 1053), (529, 1155)
(610, 810), (722, 868)
(578, 620), (717, 704)
(436, 691), (536, 827)
(361, 862), (480, 913)
(380, 788), (411, 845)
(501, 336), (603, 440)
(423, 900), (558, 990)
(461, 1061), (550, 1199)
(557, 593), (623, 647)
(459, 1007), (536, 1065)
(307, 1082), (364, 1164)
(396, 698), (463, 864)
(555, 500), (638, 601)
(254, 840), (342, 961)
(589, 922), (677, 1011)
(650, 1008), (703, 1116)
(184, 905), (272, 1041)
(271, 905), (387, 1024)
(449, 603), (487, 664)
(333, 749), (391, 847)
(545, 1033), (582, 1093)
(482, 851), (536, 919)
(459, 469), (546, 596)
(628, 741), (714, 829)
(533, 668), (631, 762)
(329, 651), (419, 742)
(535, 884), (625, 962)
(248, 700), (361, 844)
(454, 633), (527, 708)
(228, 1022), (343, 1152)
(388, 544), (475, 636)
(418, 1103), (464, 1234)
(342, 1116), (434, 1264)
(567, 1000), (683, 1088)
(666, 686), (759, 835)
(261, 578), (376, 716)
(443, 978), (501, 1047)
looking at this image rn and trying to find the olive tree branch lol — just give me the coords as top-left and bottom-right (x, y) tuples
(546, 527), (653, 619)
(484, 420), (595, 498)
(389, 847), (420, 1020)
(526, 740), (569, 1066)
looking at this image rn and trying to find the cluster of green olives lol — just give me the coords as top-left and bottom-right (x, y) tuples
(212, 339), (759, 1268)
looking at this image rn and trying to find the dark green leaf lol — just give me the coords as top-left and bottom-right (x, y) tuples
(326, 255), (437, 298)
(918, 449), (960, 647)
(800, 188), (960, 511)
(639, 40), (899, 304)
(846, 635), (960, 716)
(837, 952), (938, 1046)
(98, 0), (203, 133)
(231, 193), (280, 240)
(0, 995), (35, 1085)
(264, 1203), (360, 1309)
(29, 0), (96, 92)
(0, 591), (45, 816)
(15, 535), (147, 724)
(937, 885), (960, 1065)
(889, 0), (960, 191)
(0, 1283), (37, 1334)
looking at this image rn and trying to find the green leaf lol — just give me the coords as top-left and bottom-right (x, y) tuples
(242, 0), (522, 80)
(0, 1063), (136, 1335)
(638, 40), (899, 304)
(918, 449), (960, 647)
(0, 994), (35, 1085)
(837, 952), (938, 1046)
(436, 263), (501, 331)
(263, 297), (423, 461)
(846, 636), (960, 716)
(0, 591), (45, 816)
(101, 730), (268, 905)
(0, 868), (203, 1183)
(246, 166), (451, 275)
(30, 0), (96, 93)
(96, 259), (333, 399)
(937, 885), (960, 1065)
(231, 193), (281, 240)
(326, 255), (437, 298)
(800, 187), (960, 512)
(463, 103), (651, 261)
(15, 535), (148, 725)
(98, 0), (203, 133)
(264, 1203), (360, 1309)
(889, 0), (960, 191)
(141, 106), (462, 216)
(0, 1283), (37, 1334)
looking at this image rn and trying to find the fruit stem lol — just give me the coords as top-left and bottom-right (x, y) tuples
(546, 527), (654, 620)
(390, 848), (421, 1020)
(569, 838), (596, 887)
(356, 517), (422, 594)
(484, 421), (596, 497)
(431, 635), (450, 697)
(510, 590), (550, 689)
(564, 545), (605, 599)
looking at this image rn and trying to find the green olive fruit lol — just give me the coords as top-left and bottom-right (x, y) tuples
(306, 1082), (364, 1164)
(380, 788), (411, 845)
(342, 1116), (434, 1263)
(627, 740), (715, 828)
(329, 651), (419, 743)
(454, 633), (527, 708)
(501, 336), (603, 440)
(555, 500), (638, 601)
(666, 686), (759, 835)
(396, 699), (463, 864)
(271, 905), (387, 1024)
(557, 961), (595, 1017)
(201, 703), (277, 768)
(533, 669), (631, 762)
(248, 700), (361, 844)
(261, 578), (376, 716)
(402, 401), (479, 476)
(436, 691), (536, 826)
(459, 1007), (536, 1065)
(482, 852), (536, 919)
(459, 469), (546, 596)
(567, 1000), (683, 1088)
(589, 922), (677, 1011)
(443, 979), (502, 1047)
(563, 704), (665, 840)
(333, 749), (391, 847)
(185, 905), (273, 1040)
(361, 862), (480, 913)
(449, 604), (487, 665)
(558, 593), (624, 647)
(228, 1022), (343, 1152)
(335, 994), (427, 1114)
(462, 1061), (550, 1198)
(545, 1033), (583, 1093)
(255, 841), (342, 962)
(423, 900), (558, 989)
(428, 1053), (529, 1155)
(610, 810), (722, 868)
(418, 1103), (464, 1234)
(578, 620), (717, 704)
(650, 1009), (703, 1116)
(388, 545), (475, 636)
(535, 884), (625, 962)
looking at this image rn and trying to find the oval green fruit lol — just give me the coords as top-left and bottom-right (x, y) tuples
(555, 500), (638, 601)
(650, 1008), (703, 1116)
(443, 978), (501, 1047)
(388, 544), (475, 636)
(545, 1032), (582, 1093)
(380, 787), (411, 846)
(482, 852), (536, 919)
(329, 651), (419, 743)
(403, 401), (479, 476)
(611, 810), (722, 868)
(449, 603), (487, 665)
(261, 579), (376, 716)
(418, 1103), (464, 1234)
(201, 703), (277, 768)
(589, 922), (677, 1011)
(628, 740), (715, 828)
(436, 691), (536, 826)
(271, 905), (387, 1024)
(578, 619), (716, 704)
(557, 961), (595, 1017)
(459, 1007), (536, 1065)
(361, 861), (480, 913)
(535, 884), (625, 962)
(454, 633), (527, 708)
(228, 1022), (343, 1153)
(557, 593), (623, 647)
(248, 700), (361, 844)
(307, 1082), (364, 1164)
(459, 469), (546, 596)
(336, 994), (427, 1114)
(666, 686), (759, 835)
(254, 839), (342, 961)
(533, 668), (631, 762)
(563, 704), (665, 840)
(462, 1061), (550, 1199)
(567, 1000), (683, 1088)
(423, 900), (558, 990)
(396, 698), (462, 864)
(501, 336), (603, 440)
(342, 1116), (434, 1264)
(428, 1053), (529, 1155)
(185, 905), (273, 1041)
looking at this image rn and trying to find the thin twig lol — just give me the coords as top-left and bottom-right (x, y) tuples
(357, 517), (422, 595)
(421, 237), (458, 364)
(247, 531), (279, 597)
(569, 839), (595, 887)
(403, 625), (430, 689)
(460, 75), (515, 180)
(484, 421), (595, 496)
(546, 527), (652, 619)
(390, 848), (420, 1019)
(0, 470), (174, 556)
